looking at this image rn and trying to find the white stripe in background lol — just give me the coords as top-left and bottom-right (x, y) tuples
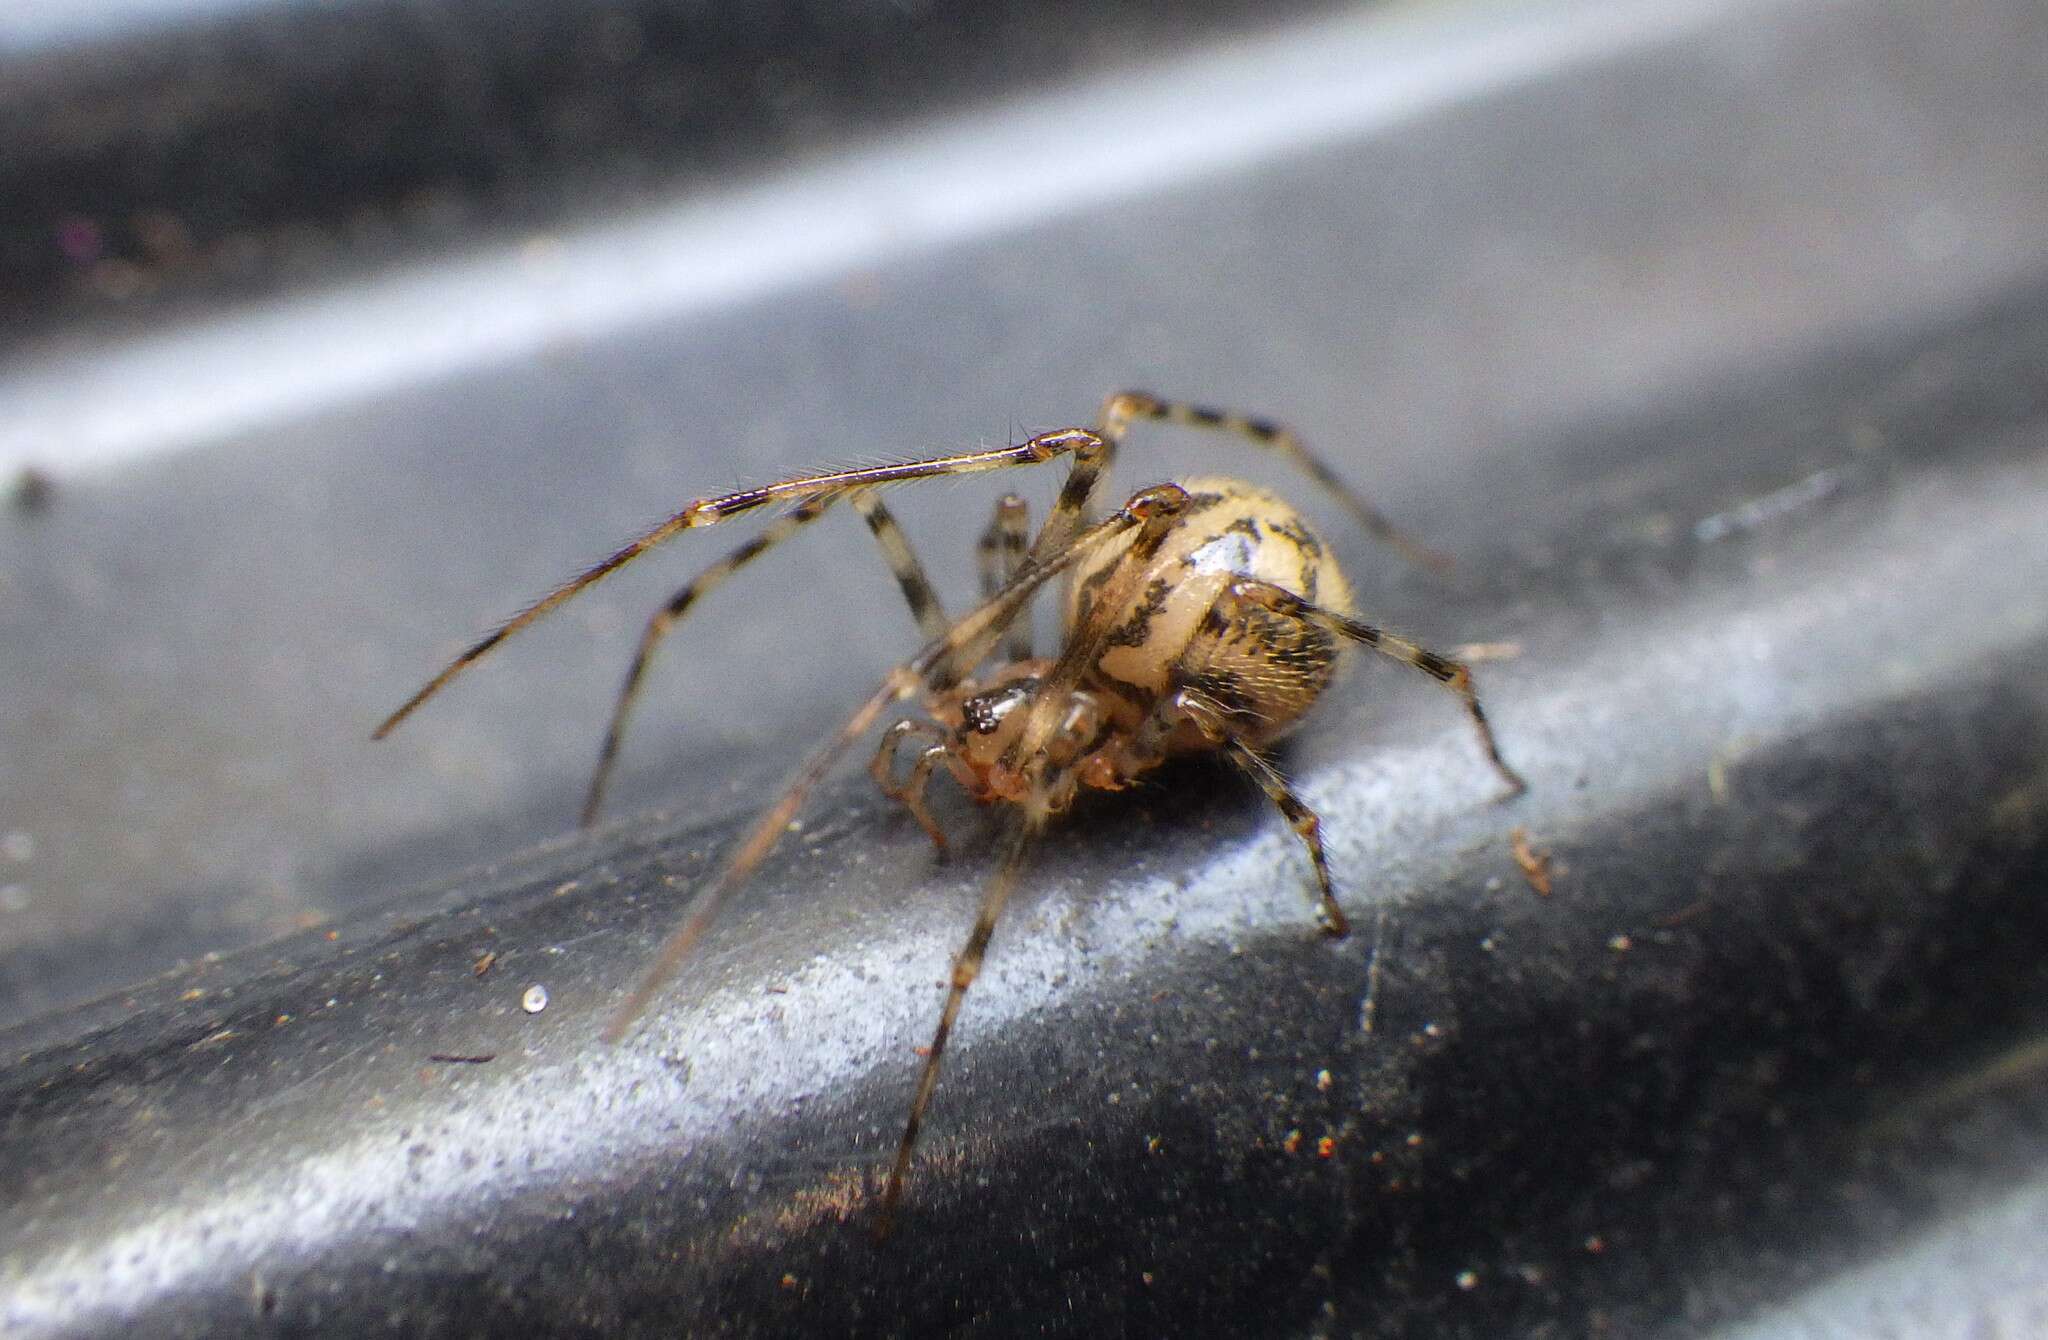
(0, 0), (1748, 476)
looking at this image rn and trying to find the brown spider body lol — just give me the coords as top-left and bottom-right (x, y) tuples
(376, 391), (1525, 1234)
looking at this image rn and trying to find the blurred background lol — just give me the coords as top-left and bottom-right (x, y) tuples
(3, 0), (2047, 1334)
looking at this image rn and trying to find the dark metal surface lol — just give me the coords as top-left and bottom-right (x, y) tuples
(5, 0), (2048, 1335)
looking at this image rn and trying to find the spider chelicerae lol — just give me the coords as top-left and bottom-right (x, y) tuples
(375, 389), (1526, 1230)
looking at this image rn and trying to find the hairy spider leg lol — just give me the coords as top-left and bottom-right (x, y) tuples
(599, 487), (1183, 1046)
(373, 428), (1107, 741)
(580, 488), (953, 827)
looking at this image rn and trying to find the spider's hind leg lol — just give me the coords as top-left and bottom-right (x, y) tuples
(1222, 739), (1349, 937)
(1232, 579), (1527, 797)
(1100, 390), (1453, 573)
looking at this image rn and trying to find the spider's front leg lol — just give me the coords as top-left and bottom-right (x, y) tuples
(376, 427), (1107, 743)
(583, 490), (952, 826)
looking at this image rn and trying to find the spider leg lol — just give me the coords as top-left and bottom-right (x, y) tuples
(869, 719), (953, 851)
(976, 493), (1033, 661)
(878, 812), (1041, 1237)
(580, 497), (830, 824)
(1023, 424), (1114, 566)
(1221, 739), (1350, 937)
(579, 490), (953, 826)
(374, 428), (1105, 739)
(1006, 486), (1195, 775)
(601, 485), (1182, 1045)
(1100, 390), (1454, 573)
(1234, 580), (1527, 796)
(850, 490), (951, 643)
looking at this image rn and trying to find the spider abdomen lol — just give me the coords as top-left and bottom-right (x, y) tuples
(1066, 475), (1353, 747)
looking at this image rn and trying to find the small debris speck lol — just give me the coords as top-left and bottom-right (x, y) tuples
(1456, 1269), (1479, 1291)
(1141, 1271), (1155, 1286)
(1509, 826), (1554, 897)
(779, 1273), (798, 1291)
(1282, 1129), (1304, 1155)
(473, 951), (497, 977)
(1608, 934), (1633, 952)
(11, 467), (52, 514)
(1584, 1234), (1607, 1254)
(522, 984), (550, 1014)
(1315, 1068), (1333, 1092)
(1316, 1136), (1336, 1158)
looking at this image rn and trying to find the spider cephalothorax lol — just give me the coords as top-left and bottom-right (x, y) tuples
(376, 390), (1525, 1231)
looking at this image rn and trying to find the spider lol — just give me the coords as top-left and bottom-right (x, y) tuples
(375, 390), (1526, 1231)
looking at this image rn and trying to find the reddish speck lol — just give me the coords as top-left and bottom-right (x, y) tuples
(56, 217), (104, 263)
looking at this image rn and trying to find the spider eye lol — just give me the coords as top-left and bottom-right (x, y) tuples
(962, 696), (1001, 734)
(962, 679), (1037, 734)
